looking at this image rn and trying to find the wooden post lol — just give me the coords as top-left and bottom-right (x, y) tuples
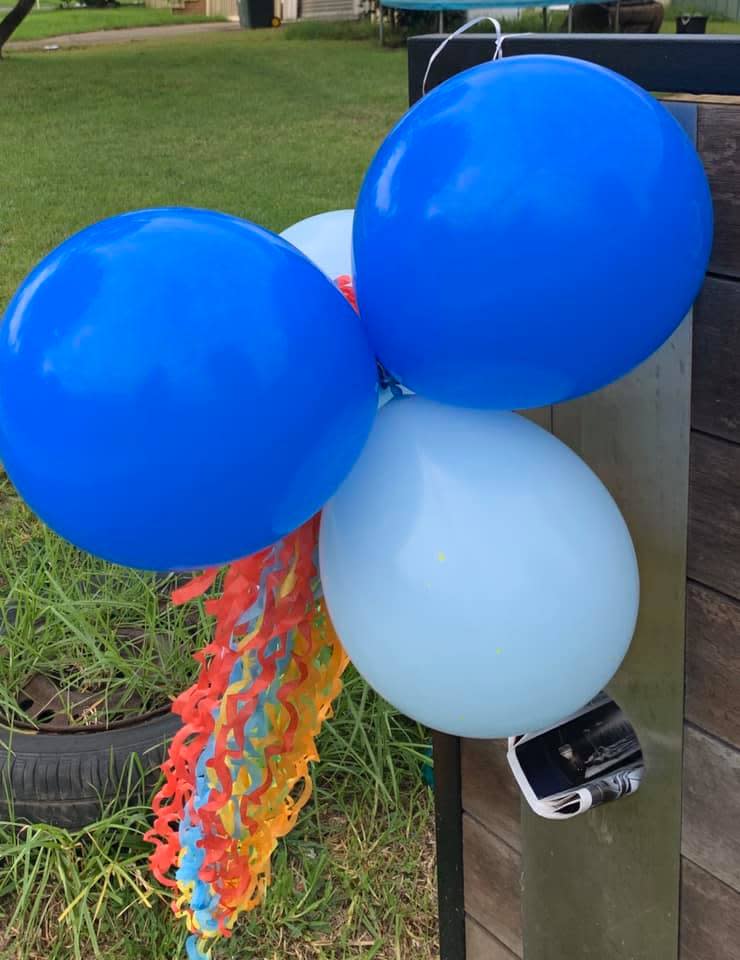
(520, 103), (694, 951)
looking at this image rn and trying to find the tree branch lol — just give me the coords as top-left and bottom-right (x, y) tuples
(0, 0), (37, 58)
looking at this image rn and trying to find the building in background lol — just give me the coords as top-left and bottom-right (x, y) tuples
(145, 0), (362, 22)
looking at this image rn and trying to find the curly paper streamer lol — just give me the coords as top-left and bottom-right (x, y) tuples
(335, 274), (357, 311)
(145, 516), (348, 959)
(147, 274), (360, 958)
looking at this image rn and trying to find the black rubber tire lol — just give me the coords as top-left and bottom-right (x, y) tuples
(0, 712), (180, 829)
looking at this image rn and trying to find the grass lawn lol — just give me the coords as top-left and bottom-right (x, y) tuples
(661, 17), (740, 32)
(477, 6), (740, 33)
(1, 4), (224, 43)
(0, 29), (437, 960)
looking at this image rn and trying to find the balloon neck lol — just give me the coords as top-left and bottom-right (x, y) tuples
(377, 361), (404, 397)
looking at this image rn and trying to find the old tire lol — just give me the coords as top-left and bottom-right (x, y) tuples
(0, 711), (180, 829)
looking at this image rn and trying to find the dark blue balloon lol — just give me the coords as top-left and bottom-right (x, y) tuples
(0, 208), (378, 570)
(353, 56), (713, 409)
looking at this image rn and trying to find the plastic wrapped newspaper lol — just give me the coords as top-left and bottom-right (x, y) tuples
(507, 693), (644, 819)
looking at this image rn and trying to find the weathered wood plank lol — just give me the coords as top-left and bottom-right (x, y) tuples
(691, 277), (740, 444)
(682, 725), (740, 893)
(680, 859), (740, 960)
(461, 739), (521, 853)
(686, 583), (740, 748)
(698, 104), (740, 279)
(522, 314), (692, 960)
(463, 814), (522, 957)
(466, 916), (520, 960)
(688, 432), (740, 600)
(520, 406), (552, 432)
(663, 95), (740, 105)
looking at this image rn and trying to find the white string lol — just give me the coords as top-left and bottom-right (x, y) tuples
(422, 16), (505, 97)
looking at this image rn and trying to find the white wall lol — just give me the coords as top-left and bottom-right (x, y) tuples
(206, 0), (238, 14)
(299, 0), (358, 20)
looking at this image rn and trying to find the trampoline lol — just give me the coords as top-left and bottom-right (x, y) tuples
(377, 0), (624, 42)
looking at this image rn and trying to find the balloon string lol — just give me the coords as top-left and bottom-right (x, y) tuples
(422, 17), (505, 96)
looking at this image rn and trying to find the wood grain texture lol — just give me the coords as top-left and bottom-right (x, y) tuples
(461, 740), (521, 853)
(688, 432), (740, 600)
(521, 317), (691, 960)
(466, 917), (520, 960)
(698, 104), (740, 279)
(691, 277), (740, 444)
(680, 859), (740, 960)
(520, 407), (552, 431)
(663, 95), (740, 105)
(463, 814), (522, 957)
(682, 725), (740, 893)
(686, 583), (740, 748)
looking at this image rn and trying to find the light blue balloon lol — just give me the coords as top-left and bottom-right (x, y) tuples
(319, 397), (639, 738)
(280, 209), (354, 280)
(280, 209), (414, 412)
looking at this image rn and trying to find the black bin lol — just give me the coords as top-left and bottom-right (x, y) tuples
(238, 0), (275, 28)
(676, 14), (708, 33)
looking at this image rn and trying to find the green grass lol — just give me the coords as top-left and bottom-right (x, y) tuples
(0, 27), (405, 714)
(0, 674), (437, 960)
(281, 18), (377, 42)
(16, 0), (731, 46)
(661, 17), (740, 31)
(660, 5), (740, 30)
(2, 5), (224, 43)
(0, 472), (209, 726)
(0, 30), (405, 305)
(462, 5), (740, 33)
(0, 29), (434, 960)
